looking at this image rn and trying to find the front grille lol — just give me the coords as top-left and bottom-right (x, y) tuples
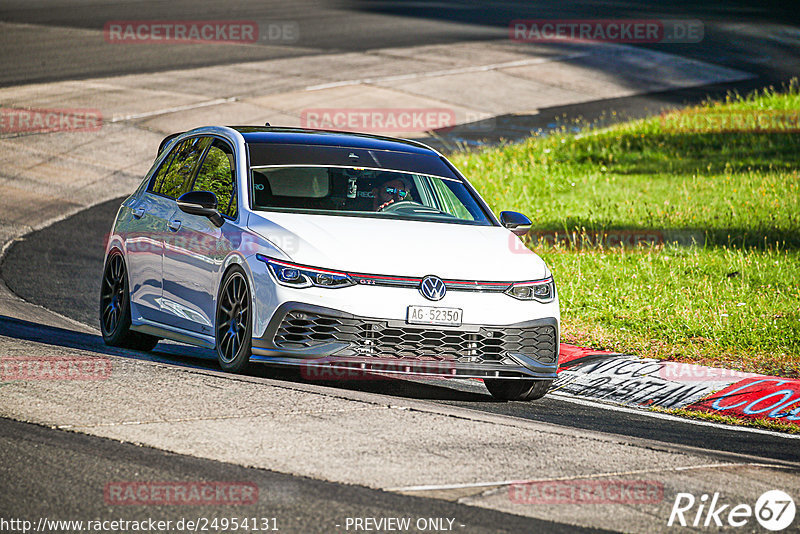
(273, 311), (557, 364)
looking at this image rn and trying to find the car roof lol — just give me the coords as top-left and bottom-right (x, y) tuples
(230, 126), (437, 155)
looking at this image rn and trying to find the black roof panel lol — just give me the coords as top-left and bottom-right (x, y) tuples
(231, 126), (435, 155)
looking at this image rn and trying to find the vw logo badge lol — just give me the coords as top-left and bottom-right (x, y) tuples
(419, 275), (446, 301)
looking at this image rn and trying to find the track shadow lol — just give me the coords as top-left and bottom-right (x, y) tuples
(256, 365), (495, 402)
(0, 315), (492, 402)
(0, 314), (216, 367)
(526, 224), (800, 250)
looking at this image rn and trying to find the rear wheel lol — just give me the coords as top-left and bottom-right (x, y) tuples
(484, 378), (552, 401)
(99, 251), (159, 351)
(215, 266), (252, 373)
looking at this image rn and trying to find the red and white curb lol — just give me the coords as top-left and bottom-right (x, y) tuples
(556, 344), (800, 427)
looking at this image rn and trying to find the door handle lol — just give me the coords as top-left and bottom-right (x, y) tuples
(132, 206), (146, 219)
(168, 219), (182, 232)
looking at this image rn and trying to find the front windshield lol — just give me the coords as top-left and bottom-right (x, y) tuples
(250, 165), (492, 225)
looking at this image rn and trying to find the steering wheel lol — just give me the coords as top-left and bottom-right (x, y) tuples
(377, 200), (423, 213)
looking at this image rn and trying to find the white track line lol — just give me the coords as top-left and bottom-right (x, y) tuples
(387, 462), (793, 492)
(549, 391), (800, 440)
(58, 405), (385, 430)
(305, 53), (588, 91)
(109, 97), (237, 123)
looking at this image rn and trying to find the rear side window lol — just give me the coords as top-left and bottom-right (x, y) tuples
(150, 137), (211, 199)
(262, 167), (329, 198)
(191, 140), (237, 218)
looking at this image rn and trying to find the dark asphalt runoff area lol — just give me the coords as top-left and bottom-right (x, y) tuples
(0, 417), (603, 534)
(3, 198), (799, 467)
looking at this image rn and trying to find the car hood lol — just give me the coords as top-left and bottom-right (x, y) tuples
(246, 211), (548, 281)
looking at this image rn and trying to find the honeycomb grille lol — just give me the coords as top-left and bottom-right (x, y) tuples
(273, 311), (557, 364)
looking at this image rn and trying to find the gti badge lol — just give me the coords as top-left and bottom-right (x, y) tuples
(419, 275), (446, 301)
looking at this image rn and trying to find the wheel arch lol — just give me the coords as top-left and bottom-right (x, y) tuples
(214, 257), (254, 372)
(215, 253), (257, 327)
(102, 244), (131, 294)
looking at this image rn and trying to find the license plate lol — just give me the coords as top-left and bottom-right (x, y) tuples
(407, 306), (463, 326)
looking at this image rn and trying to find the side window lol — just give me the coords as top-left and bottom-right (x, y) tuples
(191, 140), (237, 218)
(428, 176), (474, 221)
(150, 137), (211, 199)
(149, 144), (180, 194)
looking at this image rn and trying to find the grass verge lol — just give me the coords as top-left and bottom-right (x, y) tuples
(451, 81), (800, 377)
(651, 407), (800, 435)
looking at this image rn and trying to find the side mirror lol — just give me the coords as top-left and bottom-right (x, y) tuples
(499, 211), (531, 237)
(177, 191), (224, 227)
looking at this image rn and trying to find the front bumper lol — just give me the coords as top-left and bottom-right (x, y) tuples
(251, 302), (559, 379)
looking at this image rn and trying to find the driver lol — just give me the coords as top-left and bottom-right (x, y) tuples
(372, 174), (412, 211)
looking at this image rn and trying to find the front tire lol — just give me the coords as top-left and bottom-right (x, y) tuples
(484, 379), (552, 401)
(215, 266), (252, 373)
(99, 251), (159, 351)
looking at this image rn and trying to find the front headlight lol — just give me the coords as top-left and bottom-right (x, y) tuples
(505, 276), (555, 302)
(256, 255), (354, 289)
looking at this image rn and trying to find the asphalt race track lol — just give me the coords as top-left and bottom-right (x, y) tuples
(2, 1), (800, 532)
(0, 417), (601, 533)
(1, 0), (798, 86)
(1, 0), (799, 134)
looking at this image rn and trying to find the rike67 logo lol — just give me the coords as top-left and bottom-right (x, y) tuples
(668, 490), (795, 531)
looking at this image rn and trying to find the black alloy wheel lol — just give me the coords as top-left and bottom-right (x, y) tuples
(99, 251), (159, 351)
(215, 267), (252, 373)
(484, 378), (553, 401)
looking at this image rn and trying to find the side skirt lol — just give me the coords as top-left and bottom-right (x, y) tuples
(131, 319), (216, 349)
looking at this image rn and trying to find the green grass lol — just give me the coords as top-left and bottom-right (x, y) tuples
(450, 81), (800, 377)
(651, 407), (800, 434)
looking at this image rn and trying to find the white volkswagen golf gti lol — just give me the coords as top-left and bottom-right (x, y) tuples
(101, 126), (560, 401)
